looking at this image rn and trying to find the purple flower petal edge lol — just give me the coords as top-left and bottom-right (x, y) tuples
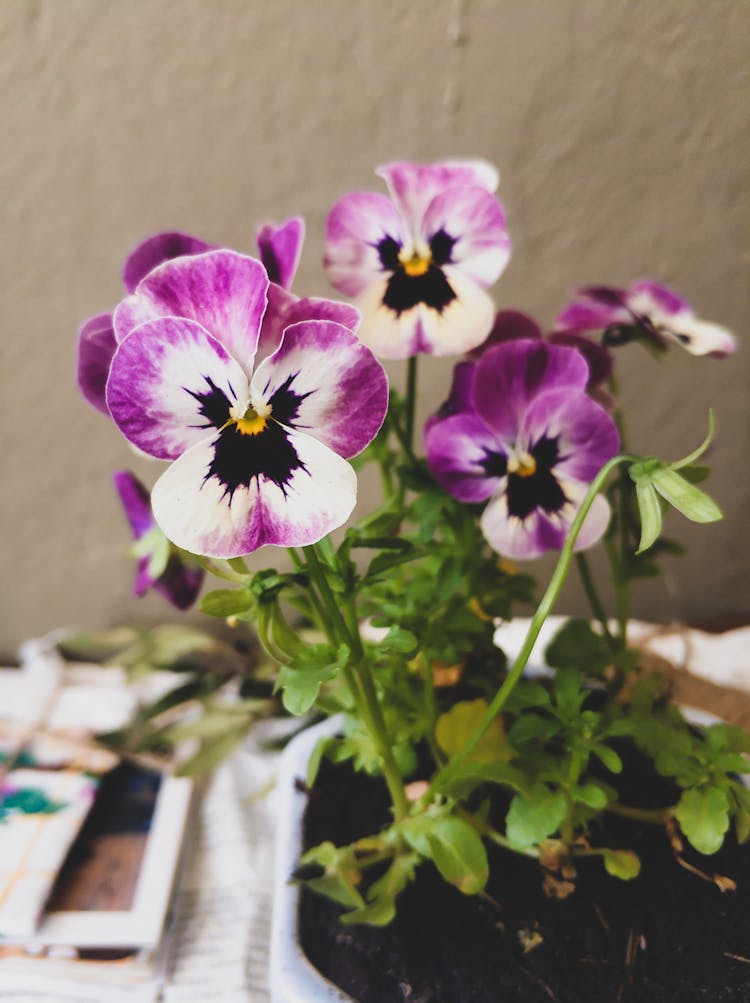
(77, 313), (117, 414)
(256, 217), (305, 290)
(122, 231), (214, 294)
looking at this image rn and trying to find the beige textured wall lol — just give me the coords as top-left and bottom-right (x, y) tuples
(1, 0), (748, 654)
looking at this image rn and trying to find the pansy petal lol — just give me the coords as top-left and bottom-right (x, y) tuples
(469, 310), (543, 357)
(473, 340), (589, 442)
(324, 192), (405, 297)
(122, 232), (214, 293)
(626, 280), (688, 317)
(258, 284), (360, 367)
(553, 299), (628, 334)
(151, 428), (357, 557)
(256, 217), (304, 290)
(518, 388), (620, 483)
(376, 160), (499, 234)
(480, 486), (611, 559)
(424, 360), (477, 435)
(660, 315), (736, 357)
(546, 333), (613, 387)
(251, 320), (388, 458)
(421, 186), (511, 286)
(77, 312), (117, 414)
(113, 470), (153, 538)
(154, 556), (205, 610)
(113, 250), (269, 373)
(354, 267), (495, 360)
(425, 412), (504, 503)
(107, 318), (250, 460)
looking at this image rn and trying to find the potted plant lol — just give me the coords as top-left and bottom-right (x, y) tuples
(77, 160), (748, 1001)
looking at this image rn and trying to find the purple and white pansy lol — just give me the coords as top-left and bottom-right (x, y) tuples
(554, 280), (736, 358)
(106, 250), (388, 558)
(425, 340), (620, 560)
(114, 471), (204, 609)
(324, 160), (511, 359)
(77, 218), (359, 416)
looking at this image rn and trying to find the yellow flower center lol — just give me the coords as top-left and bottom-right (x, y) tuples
(399, 248), (432, 277)
(230, 400), (272, 436)
(508, 453), (537, 478)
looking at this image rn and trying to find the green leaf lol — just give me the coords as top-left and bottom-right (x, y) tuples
(306, 736), (336, 788)
(435, 761), (527, 800)
(506, 784), (567, 849)
(575, 783), (609, 810)
(591, 743), (623, 774)
(435, 699), (511, 765)
(425, 817), (489, 895)
(341, 853), (418, 927)
(508, 713), (560, 745)
(545, 620), (611, 675)
(675, 786), (730, 855)
(277, 643), (350, 716)
(603, 849), (641, 880)
(176, 726), (249, 775)
(651, 467), (723, 524)
(297, 842), (365, 910)
(634, 478), (663, 553)
(732, 785), (750, 844)
(379, 627), (419, 656)
(200, 588), (255, 618)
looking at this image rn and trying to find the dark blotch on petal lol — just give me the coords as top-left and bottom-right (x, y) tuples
(268, 372), (315, 427)
(207, 421), (306, 500)
(377, 236), (402, 271)
(506, 436), (566, 520)
(481, 450), (508, 478)
(429, 229), (456, 266)
(382, 265), (457, 316)
(185, 376), (233, 429)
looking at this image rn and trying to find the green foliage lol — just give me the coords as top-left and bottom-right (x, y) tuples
(674, 787), (731, 856)
(603, 849), (641, 880)
(545, 619), (611, 677)
(277, 644), (350, 716)
(506, 784), (568, 849)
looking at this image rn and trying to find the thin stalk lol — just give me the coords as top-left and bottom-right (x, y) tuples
(460, 808), (540, 859)
(194, 556), (251, 584)
(433, 454), (634, 789)
(421, 655), (444, 766)
(404, 356), (418, 455)
(606, 802), (672, 825)
(575, 553), (618, 651)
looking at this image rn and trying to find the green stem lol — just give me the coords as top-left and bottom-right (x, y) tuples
(194, 556), (251, 584)
(606, 802), (672, 825)
(433, 454), (634, 788)
(303, 543), (409, 821)
(404, 356), (418, 455)
(575, 553), (618, 651)
(421, 655), (444, 766)
(561, 747), (584, 844)
(460, 808), (539, 859)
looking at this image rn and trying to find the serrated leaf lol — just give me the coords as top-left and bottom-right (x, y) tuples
(506, 784), (567, 849)
(341, 853), (418, 927)
(675, 786), (730, 855)
(603, 849), (641, 880)
(425, 817), (488, 895)
(545, 620), (611, 675)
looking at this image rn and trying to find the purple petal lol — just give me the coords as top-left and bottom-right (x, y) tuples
(107, 317), (250, 460)
(354, 267), (495, 359)
(251, 320), (388, 459)
(518, 389), (620, 483)
(469, 310), (543, 358)
(547, 332), (613, 387)
(113, 250), (269, 374)
(425, 411), (503, 503)
(153, 556), (204, 610)
(77, 313), (117, 414)
(258, 284), (360, 367)
(324, 192), (404, 297)
(626, 280), (688, 317)
(151, 428), (357, 557)
(420, 185), (511, 287)
(480, 486), (611, 560)
(472, 340), (589, 443)
(122, 232), (214, 293)
(256, 217), (304, 290)
(424, 360), (478, 436)
(113, 470), (154, 538)
(553, 299), (628, 334)
(575, 285), (627, 306)
(376, 160), (498, 235)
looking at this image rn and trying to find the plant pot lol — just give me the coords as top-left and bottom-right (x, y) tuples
(270, 711), (750, 1003)
(270, 715), (352, 1003)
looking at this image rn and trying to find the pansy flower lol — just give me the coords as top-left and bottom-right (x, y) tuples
(106, 250), (388, 557)
(553, 281), (736, 357)
(77, 218), (358, 414)
(324, 160), (511, 359)
(114, 470), (204, 609)
(425, 340), (620, 560)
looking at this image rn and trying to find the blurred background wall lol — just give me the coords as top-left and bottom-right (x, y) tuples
(1, 0), (748, 654)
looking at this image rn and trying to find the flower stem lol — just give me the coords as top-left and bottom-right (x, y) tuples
(575, 553), (618, 651)
(433, 454), (634, 788)
(606, 802), (672, 825)
(302, 543), (409, 821)
(404, 356), (418, 455)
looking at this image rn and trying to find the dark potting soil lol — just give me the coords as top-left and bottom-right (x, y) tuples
(299, 746), (750, 1003)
